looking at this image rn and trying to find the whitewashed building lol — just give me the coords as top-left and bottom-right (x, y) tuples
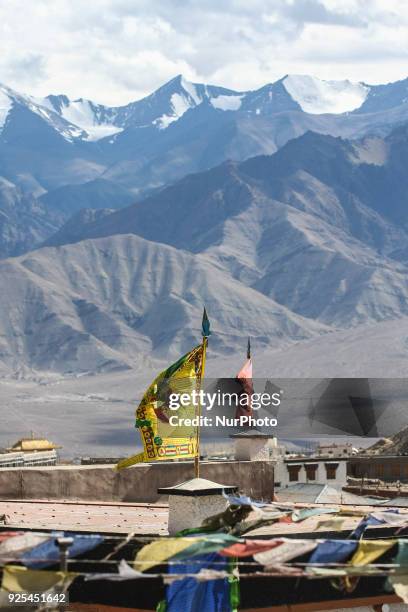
(275, 457), (348, 488)
(0, 450), (58, 468)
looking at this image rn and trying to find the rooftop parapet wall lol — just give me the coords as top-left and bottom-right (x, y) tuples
(0, 460), (274, 503)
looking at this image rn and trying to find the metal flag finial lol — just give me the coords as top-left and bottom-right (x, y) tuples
(201, 307), (211, 337)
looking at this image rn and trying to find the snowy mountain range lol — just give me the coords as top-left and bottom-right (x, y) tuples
(2, 73), (408, 375)
(2, 72), (408, 258)
(2, 73), (407, 143)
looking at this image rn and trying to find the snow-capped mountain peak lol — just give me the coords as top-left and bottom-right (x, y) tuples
(152, 75), (204, 128)
(125, 74), (244, 130)
(282, 74), (370, 114)
(0, 83), (88, 141)
(41, 95), (123, 141)
(178, 75), (202, 105)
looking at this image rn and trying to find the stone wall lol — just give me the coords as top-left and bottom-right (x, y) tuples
(0, 460), (274, 503)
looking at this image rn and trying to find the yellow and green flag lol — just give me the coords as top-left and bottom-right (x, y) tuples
(116, 312), (210, 469)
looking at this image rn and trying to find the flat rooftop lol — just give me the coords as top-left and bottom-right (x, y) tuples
(1, 499), (408, 538)
(0, 499), (168, 535)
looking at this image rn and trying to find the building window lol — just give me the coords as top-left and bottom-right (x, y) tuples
(325, 463), (339, 480)
(305, 464), (318, 481)
(287, 465), (301, 482)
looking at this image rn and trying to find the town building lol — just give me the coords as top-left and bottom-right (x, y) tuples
(349, 454), (408, 482)
(275, 456), (348, 488)
(0, 435), (60, 468)
(314, 441), (357, 457)
(0, 450), (58, 468)
(6, 435), (60, 453)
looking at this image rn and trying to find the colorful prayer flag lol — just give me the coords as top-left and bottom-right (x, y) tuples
(1, 564), (76, 593)
(349, 539), (395, 566)
(164, 553), (237, 612)
(253, 539), (317, 566)
(135, 534), (239, 572)
(116, 336), (208, 470)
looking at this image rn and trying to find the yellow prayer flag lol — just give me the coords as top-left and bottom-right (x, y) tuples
(350, 540), (395, 566)
(117, 341), (207, 469)
(116, 451), (146, 470)
(1, 564), (76, 593)
(134, 537), (203, 572)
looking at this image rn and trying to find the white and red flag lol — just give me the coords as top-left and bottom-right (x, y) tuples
(235, 338), (254, 420)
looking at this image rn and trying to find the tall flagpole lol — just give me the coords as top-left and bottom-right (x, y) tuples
(194, 308), (210, 479)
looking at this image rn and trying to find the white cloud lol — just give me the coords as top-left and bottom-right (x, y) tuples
(0, 0), (407, 105)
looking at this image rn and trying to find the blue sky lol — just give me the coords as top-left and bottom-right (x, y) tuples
(1, 0), (408, 104)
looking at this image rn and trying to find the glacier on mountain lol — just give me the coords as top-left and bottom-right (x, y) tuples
(283, 75), (369, 114)
(40, 97), (123, 141)
(211, 94), (243, 110)
(154, 92), (196, 129)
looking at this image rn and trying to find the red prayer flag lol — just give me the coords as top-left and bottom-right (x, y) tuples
(220, 539), (283, 558)
(235, 357), (254, 419)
